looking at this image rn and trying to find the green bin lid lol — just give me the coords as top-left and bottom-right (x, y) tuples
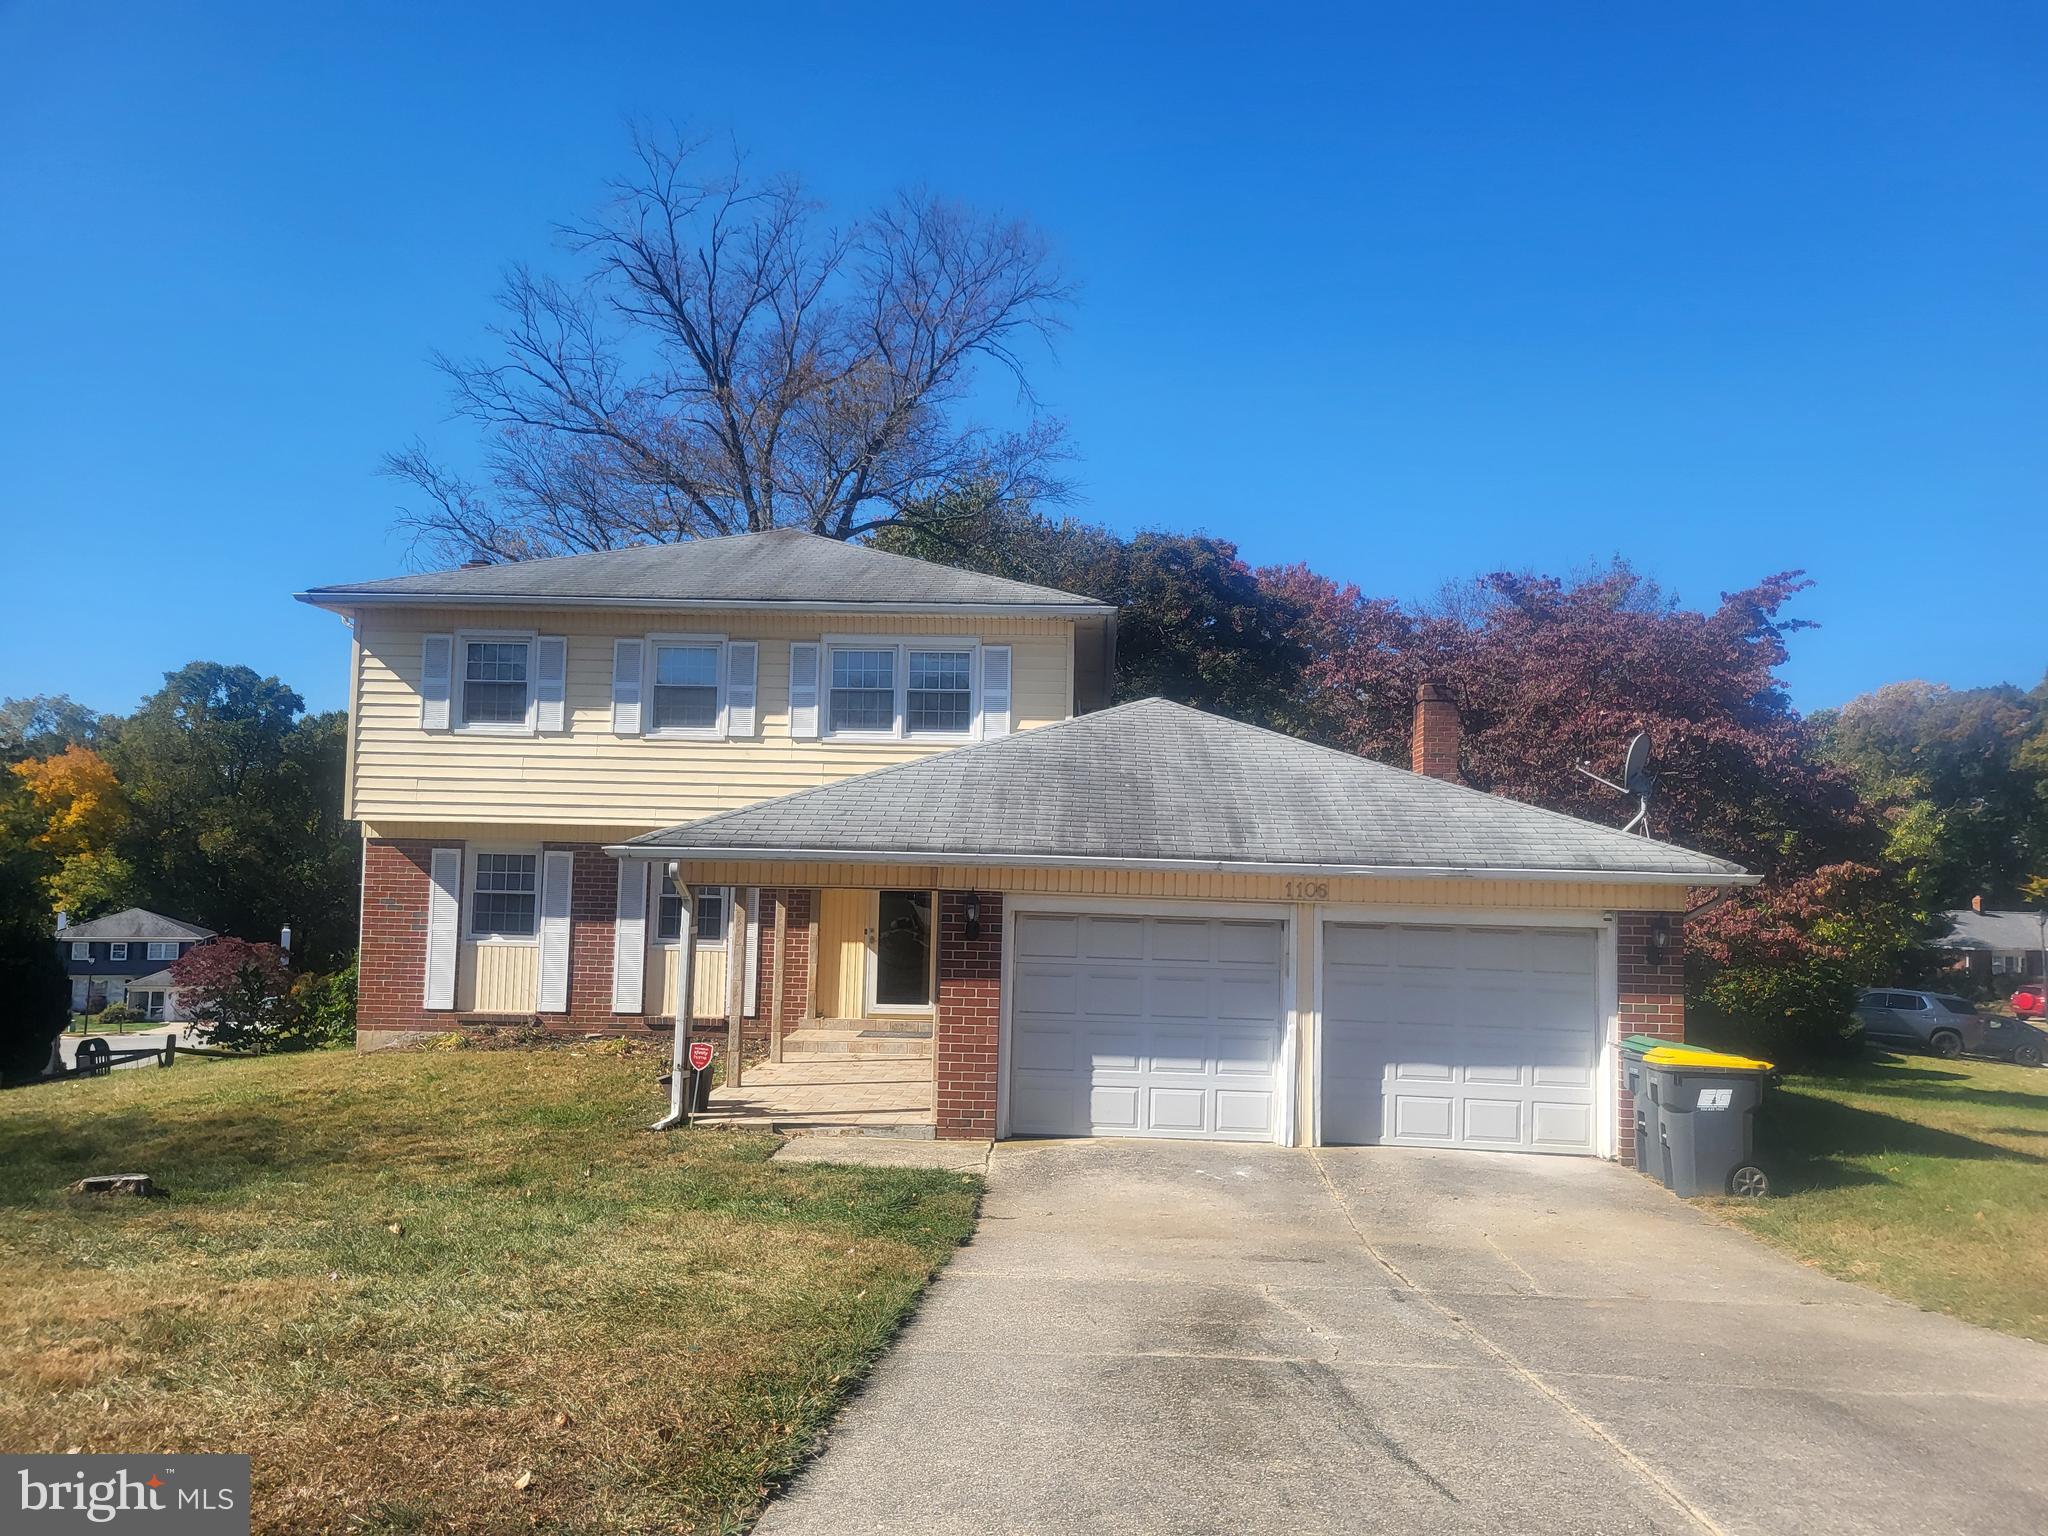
(1621, 1035), (1716, 1056)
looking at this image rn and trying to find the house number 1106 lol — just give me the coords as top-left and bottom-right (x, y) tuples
(1284, 881), (1329, 900)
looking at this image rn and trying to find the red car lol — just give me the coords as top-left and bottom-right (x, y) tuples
(2014, 988), (2047, 1021)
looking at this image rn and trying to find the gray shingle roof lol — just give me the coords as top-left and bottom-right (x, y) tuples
(1939, 909), (2047, 952)
(59, 908), (214, 942)
(618, 699), (1753, 884)
(298, 528), (1111, 612)
(126, 968), (180, 989)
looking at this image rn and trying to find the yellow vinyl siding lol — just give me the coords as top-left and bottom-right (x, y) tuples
(647, 941), (730, 1021)
(815, 889), (869, 1018)
(458, 942), (537, 1013)
(671, 863), (1695, 913)
(348, 608), (1074, 828)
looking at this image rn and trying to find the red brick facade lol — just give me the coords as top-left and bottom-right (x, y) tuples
(934, 890), (1002, 1140)
(358, 839), (451, 1037)
(1615, 910), (1686, 1163)
(358, 840), (821, 1046)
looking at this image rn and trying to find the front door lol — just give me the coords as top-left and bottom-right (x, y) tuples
(868, 890), (934, 1013)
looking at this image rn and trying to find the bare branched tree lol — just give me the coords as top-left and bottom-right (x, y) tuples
(386, 129), (1076, 562)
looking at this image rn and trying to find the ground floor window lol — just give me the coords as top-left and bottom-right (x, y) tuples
(655, 876), (731, 946)
(471, 852), (539, 938)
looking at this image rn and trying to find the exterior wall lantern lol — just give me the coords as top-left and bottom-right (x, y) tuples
(1645, 916), (1672, 965)
(964, 892), (982, 941)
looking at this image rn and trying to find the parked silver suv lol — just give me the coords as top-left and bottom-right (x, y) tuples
(1854, 989), (1986, 1059)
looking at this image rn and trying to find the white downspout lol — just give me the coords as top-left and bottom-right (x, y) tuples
(651, 863), (698, 1130)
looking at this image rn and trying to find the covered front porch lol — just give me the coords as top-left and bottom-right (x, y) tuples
(652, 879), (957, 1137)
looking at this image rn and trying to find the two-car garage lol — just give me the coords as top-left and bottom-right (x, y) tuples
(1004, 906), (1606, 1155)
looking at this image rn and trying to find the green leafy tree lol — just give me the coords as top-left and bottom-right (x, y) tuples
(108, 663), (359, 967)
(1817, 678), (2048, 908)
(0, 694), (103, 761)
(876, 496), (1317, 729)
(0, 827), (68, 1082)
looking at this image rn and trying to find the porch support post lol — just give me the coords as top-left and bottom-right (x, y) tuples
(769, 890), (788, 1064)
(724, 887), (749, 1087)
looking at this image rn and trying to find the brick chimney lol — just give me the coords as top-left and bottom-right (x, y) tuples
(1411, 682), (1462, 783)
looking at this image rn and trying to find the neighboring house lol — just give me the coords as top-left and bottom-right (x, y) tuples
(57, 908), (214, 1019)
(1939, 899), (2047, 985)
(300, 529), (1751, 1163)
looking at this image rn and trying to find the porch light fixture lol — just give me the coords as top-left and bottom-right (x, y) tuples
(1645, 916), (1672, 965)
(964, 892), (982, 940)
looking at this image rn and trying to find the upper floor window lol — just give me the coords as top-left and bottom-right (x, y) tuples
(70, 941), (91, 961)
(650, 643), (721, 734)
(471, 852), (539, 939)
(146, 942), (176, 961)
(829, 648), (897, 734)
(110, 943), (128, 961)
(462, 640), (531, 728)
(824, 641), (985, 740)
(907, 650), (972, 734)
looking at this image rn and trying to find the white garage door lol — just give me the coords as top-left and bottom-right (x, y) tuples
(1008, 913), (1287, 1141)
(1321, 923), (1601, 1155)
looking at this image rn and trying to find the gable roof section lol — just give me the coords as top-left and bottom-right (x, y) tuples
(616, 699), (1754, 885)
(60, 909), (214, 942)
(1939, 908), (2047, 951)
(297, 528), (1112, 614)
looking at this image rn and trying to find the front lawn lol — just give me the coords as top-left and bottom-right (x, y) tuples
(1719, 1051), (2048, 1342)
(0, 1044), (979, 1534)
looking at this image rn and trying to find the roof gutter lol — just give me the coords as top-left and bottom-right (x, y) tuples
(600, 844), (1758, 888)
(293, 592), (1114, 618)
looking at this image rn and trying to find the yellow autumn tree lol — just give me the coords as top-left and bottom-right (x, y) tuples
(9, 745), (133, 917)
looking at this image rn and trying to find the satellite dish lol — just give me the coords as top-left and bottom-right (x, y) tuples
(1575, 733), (1657, 836)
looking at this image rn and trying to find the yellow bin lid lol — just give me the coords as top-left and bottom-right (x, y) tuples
(1643, 1046), (1773, 1072)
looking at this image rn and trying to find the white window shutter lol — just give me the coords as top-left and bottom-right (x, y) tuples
(420, 635), (454, 732)
(725, 641), (758, 739)
(981, 645), (1013, 739)
(535, 637), (568, 734)
(611, 859), (649, 1014)
(743, 887), (760, 1017)
(612, 639), (644, 736)
(536, 850), (574, 1013)
(424, 847), (461, 1009)
(788, 642), (820, 739)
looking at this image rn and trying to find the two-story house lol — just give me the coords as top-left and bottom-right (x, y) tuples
(58, 908), (214, 1019)
(303, 530), (1753, 1163)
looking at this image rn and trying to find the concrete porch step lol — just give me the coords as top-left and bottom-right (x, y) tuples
(694, 1114), (936, 1139)
(782, 1026), (933, 1059)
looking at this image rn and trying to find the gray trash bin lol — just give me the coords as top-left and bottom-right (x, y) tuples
(1643, 1047), (1773, 1198)
(1620, 1036), (1717, 1174)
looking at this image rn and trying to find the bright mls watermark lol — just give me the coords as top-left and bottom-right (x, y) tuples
(4, 1456), (249, 1534)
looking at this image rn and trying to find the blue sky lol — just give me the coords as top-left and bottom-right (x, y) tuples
(2, 1), (2042, 719)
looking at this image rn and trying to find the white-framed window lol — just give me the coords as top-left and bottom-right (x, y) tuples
(70, 941), (91, 961)
(457, 633), (535, 732)
(647, 638), (724, 736)
(653, 876), (732, 946)
(146, 941), (176, 961)
(829, 647), (898, 734)
(469, 850), (540, 940)
(906, 649), (973, 735)
(110, 942), (128, 961)
(822, 638), (987, 741)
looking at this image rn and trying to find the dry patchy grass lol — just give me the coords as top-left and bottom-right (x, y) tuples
(0, 1045), (980, 1534)
(1717, 1051), (2048, 1341)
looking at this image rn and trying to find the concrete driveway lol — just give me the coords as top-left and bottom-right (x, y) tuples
(759, 1141), (2048, 1535)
